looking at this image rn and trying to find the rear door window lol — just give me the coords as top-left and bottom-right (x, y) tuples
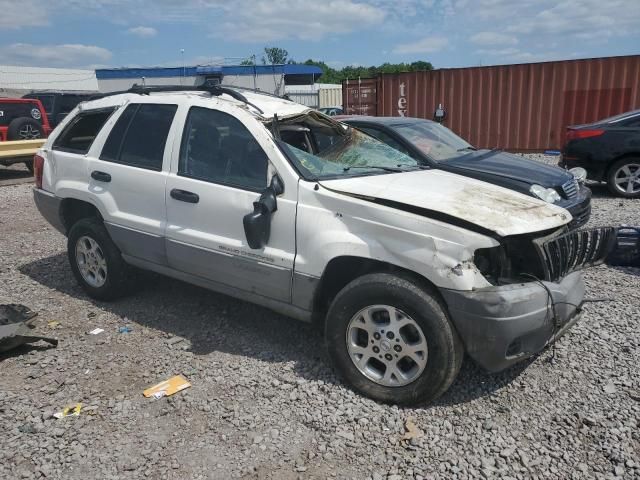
(52, 108), (115, 154)
(101, 104), (177, 171)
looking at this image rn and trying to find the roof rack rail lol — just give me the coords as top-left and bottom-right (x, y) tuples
(219, 84), (286, 100)
(88, 84), (265, 115)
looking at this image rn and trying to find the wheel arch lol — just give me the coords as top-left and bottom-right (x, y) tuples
(311, 255), (444, 323)
(606, 152), (640, 176)
(60, 197), (103, 234)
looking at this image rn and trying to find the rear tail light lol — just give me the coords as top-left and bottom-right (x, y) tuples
(566, 128), (604, 141)
(34, 154), (44, 189)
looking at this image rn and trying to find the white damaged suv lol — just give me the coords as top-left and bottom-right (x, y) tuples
(33, 85), (615, 405)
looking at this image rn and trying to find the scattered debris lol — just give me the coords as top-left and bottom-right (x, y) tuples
(603, 380), (617, 394)
(143, 375), (191, 399)
(53, 403), (82, 419)
(401, 418), (423, 442)
(167, 336), (185, 346)
(0, 304), (57, 353)
(47, 321), (60, 328)
(18, 423), (37, 434)
(118, 326), (132, 334)
(606, 226), (640, 267)
(89, 328), (104, 335)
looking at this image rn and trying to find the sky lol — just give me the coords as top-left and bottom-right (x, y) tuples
(0, 0), (639, 71)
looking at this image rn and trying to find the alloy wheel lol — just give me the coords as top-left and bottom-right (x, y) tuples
(18, 124), (41, 140)
(613, 163), (640, 195)
(346, 305), (428, 387)
(75, 236), (108, 288)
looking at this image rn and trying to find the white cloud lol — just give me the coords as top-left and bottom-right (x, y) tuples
(127, 26), (157, 37)
(213, 1), (385, 42)
(506, 0), (640, 38)
(0, 43), (113, 68)
(393, 36), (449, 55)
(470, 32), (518, 46)
(475, 47), (520, 56)
(0, 0), (49, 28)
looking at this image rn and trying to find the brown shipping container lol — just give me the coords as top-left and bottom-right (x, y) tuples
(342, 78), (377, 116)
(364, 55), (640, 152)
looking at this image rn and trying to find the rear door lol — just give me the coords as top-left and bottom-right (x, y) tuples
(85, 101), (180, 266)
(164, 104), (297, 302)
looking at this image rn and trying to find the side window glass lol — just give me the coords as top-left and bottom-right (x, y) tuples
(101, 104), (177, 171)
(52, 109), (115, 154)
(179, 107), (268, 191)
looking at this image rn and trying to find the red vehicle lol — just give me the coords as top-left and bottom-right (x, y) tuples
(0, 98), (51, 172)
(0, 98), (52, 142)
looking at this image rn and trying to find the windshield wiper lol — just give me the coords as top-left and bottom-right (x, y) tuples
(457, 146), (477, 152)
(342, 165), (404, 173)
(396, 163), (429, 170)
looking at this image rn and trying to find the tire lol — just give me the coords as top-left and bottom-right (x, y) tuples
(24, 159), (34, 174)
(607, 158), (640, 198)
(325, 273), (463, 406)
(7, 117), (42, 140)
(67, 218), (131, 301)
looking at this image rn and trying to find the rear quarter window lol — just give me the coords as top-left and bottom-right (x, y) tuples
(52, 108), (115, 154)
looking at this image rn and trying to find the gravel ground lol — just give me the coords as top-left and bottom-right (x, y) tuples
(1, 156), (639, 480)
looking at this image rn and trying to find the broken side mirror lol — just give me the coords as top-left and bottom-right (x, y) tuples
(243, 175), (283, 249)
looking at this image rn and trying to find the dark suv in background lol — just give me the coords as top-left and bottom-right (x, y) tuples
(561, 109), (640, 198)
(23, 91), (97, 128)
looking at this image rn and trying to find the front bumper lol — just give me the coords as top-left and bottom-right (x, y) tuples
(33, 188), (65, 235)
(441, 271), (584, 372)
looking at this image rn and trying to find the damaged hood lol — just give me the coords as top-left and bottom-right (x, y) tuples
(320, 169), (571, 237)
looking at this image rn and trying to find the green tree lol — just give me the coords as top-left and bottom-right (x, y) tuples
(301, 58), (433, 83)
(262, 47), (289, 65)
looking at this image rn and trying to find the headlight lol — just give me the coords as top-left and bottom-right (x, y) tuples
(530, 184), (562, 203)
(569, 167), (587, 184)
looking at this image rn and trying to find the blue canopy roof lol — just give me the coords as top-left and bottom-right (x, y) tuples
(96, 64), (322, 79)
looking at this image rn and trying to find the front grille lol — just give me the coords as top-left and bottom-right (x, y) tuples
(562, 178), (579, 199)
(533, 227), (617, 282)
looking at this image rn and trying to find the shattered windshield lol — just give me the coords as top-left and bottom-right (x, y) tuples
(280, 126), (419, 180)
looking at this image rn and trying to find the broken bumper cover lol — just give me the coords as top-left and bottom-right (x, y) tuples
(33, 188), (65, 235)
(441, 271), (585, 372)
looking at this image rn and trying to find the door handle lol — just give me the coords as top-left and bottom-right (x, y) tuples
(91, 171), (111, 182)
(170, 189), (199, 204)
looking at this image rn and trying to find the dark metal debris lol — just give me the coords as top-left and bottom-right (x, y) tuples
(0, 304), (58, 353)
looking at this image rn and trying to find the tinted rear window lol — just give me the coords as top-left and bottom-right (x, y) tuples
(100, 104), (177, 171)
(52, 109), (115, 154)
(0, 102), (42, 126)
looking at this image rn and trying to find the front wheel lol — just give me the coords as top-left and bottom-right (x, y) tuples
(67, 218), (130, 301)
(325, 273), (463, 406)
(607, 158), (640, 198)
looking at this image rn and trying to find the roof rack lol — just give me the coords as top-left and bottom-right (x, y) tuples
(90, 84), (265, 115)
(219, 84), (286, 100)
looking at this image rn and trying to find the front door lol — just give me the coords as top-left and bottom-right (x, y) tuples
(164, 105), (296, 303)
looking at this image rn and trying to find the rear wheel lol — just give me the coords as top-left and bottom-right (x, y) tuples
(607, 158), (640, 198)
(325, 273), (463, 405)
(67, 218), (131, 301)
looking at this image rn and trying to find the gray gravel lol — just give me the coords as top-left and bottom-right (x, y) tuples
(1, 157), (639, 480)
